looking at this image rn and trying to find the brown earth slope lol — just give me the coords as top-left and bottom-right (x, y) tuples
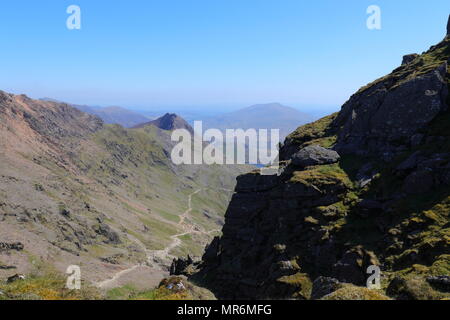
(0, 91), (250, 291)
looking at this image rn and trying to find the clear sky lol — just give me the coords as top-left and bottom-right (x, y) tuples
(0, 0), (449, 113)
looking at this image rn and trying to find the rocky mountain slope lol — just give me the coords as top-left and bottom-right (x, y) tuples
(41, 98), (151, 128)
(78, 106), (150, 128)
(189, 18), (450, 300)
(0, 93), (250, 289)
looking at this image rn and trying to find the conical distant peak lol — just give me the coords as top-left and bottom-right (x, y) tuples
(133, 112), (193, 133)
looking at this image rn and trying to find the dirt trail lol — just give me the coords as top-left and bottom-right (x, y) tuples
(147, 189), (201, 264)
(96, 189), (205, 290)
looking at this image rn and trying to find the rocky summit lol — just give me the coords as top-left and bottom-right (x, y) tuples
(187, 18), (450, 300)
(133, 113), (194, 134)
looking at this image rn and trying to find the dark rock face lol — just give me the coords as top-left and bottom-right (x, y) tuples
(291, 145), (340, 167)
(170, 255), (196, 276)
(196, 162), (352, 299)
(402, 169), (434, 194)
(311, 277), (341, 300)
(331, 247), (379, 285)
(402, 54), (418, 65)
(447, 14), (450, 36)
(195, 23), (450, 300)
(0, 242), (24, 253)
(427, 276), (450, 292)
(333, 62), (448, 156)
(94, 223), (121, 244)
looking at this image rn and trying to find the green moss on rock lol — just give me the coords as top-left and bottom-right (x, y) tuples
(322, 284), (390, 300)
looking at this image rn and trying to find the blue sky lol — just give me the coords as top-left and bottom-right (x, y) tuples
(0, 1), (449, 113)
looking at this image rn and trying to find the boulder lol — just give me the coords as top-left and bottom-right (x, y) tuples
(94, 223), (121, 244)
(291, 145), (340, 167)
(426, 276), (450, 292)
(402, 54), (418, 65)
(7, 274), (26, 284)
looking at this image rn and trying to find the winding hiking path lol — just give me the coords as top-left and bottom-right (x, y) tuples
(96, 189), (205, 289)
(147, 189), (201, 263)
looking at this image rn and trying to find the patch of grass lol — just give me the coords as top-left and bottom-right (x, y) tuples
(107, 279), (204, 300)
(285, 113), (338, 148)
(386, 275), (449, 300)
(106, 284), (137, 300)
(322, 284), (390, 300)
(290, 163), (353, 188)
(276, 273), (312, 299)
(0, 272), (102, 300)
(357, 38), (450, 95)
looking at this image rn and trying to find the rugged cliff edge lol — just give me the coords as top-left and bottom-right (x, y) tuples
(188, 20), (450, 300)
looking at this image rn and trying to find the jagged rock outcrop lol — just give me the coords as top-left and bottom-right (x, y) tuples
(447, 14), (450, 36)
(0, 242), (24, 253)
(427, 276), (450, 292)
(402, 54), (418, 65)
(310, 277), (341, 300)
(194, 20), (450, 300)
(133, 113), (194, 134)
(333, 61), (448, 159)
(170, 256), (200, 276)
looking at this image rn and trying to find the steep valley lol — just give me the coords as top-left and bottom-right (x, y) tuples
(1, 15), (450, 302)
(0, 92), (250, 293)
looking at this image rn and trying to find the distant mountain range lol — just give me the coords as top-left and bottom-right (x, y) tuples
(201, 103), (314, 140)
(39, 100), (314, 141)
(40, 98), (151, 128)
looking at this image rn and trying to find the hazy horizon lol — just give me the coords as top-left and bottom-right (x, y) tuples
(1, 1), (449, 114)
